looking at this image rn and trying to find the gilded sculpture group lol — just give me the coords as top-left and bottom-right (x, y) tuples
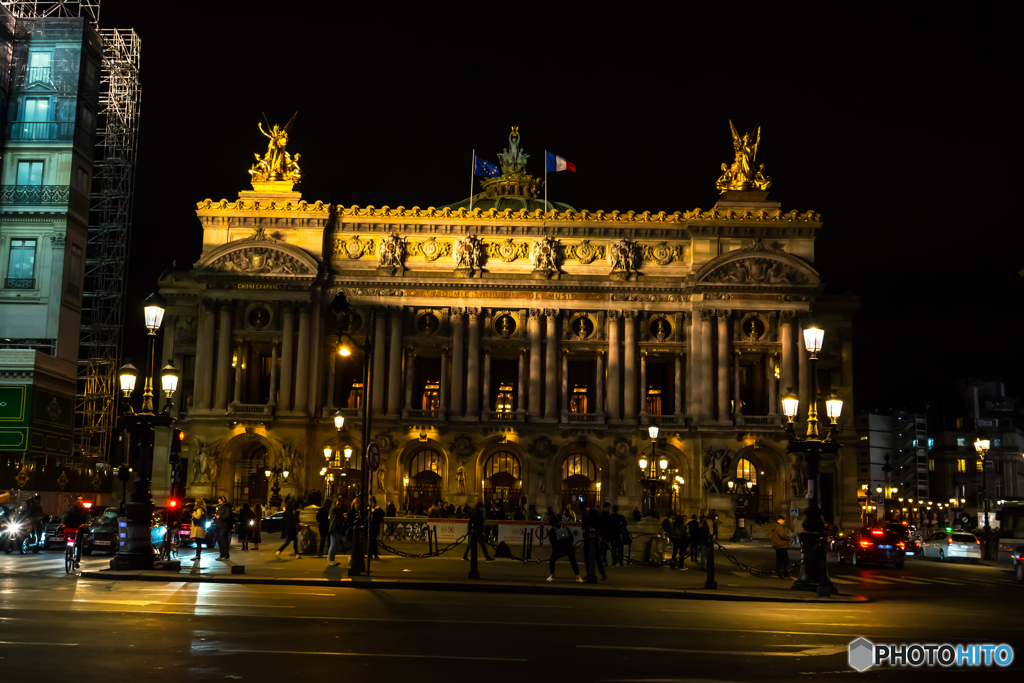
(716, 120), (772, 194)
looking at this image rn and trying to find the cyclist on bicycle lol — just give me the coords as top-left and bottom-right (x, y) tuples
(63, 496), (92, 566)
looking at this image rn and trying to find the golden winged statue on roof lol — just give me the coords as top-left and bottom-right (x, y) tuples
(716, 120), (771, 193)
(249, 112), (301, 184)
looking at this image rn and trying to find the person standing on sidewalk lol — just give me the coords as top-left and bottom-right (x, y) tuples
(327, 497), (347, 567)
(771, 515), (791, 578)
(710, 509), (720, 539)
(600, 501), (612, 566)
(462, 501), (494, 562)
(546, 516), (582, 582)
(581, 501), (607, 581)
(609, 505), (627, 566)
(214, 497), (234, 560)
(275, 501), (301, 559)
(316, 499), (332, 558)
(251, 502), (263, 550)
(697, 515), (711, 568)
(238, 503), (254, 551)
(686, 514), (700, 563)
(369, 497), (384, 560)
(670, 514), (689, 570)
(189, 498), (207, 561)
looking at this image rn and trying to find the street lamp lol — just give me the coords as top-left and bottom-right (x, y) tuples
(974, 438), (991, 532)
(324, 446), (333, 461)
(265, 465), (289, 508)
(403, 475), (410, 510)
(784, 325), (839, 597)
(112, 292), (174, 571)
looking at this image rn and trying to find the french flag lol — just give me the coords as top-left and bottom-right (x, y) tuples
(546, 152), (576, 172)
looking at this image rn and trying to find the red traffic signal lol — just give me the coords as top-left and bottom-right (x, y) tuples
(168, 498), (179, 508)
(176, 429), (185, 441)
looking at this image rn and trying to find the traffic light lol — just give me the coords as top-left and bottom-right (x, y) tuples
(167, 498), (179, 509)
(169, 428), (184, 465)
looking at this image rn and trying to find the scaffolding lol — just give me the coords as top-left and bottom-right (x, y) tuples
(4, 1), (140, 464)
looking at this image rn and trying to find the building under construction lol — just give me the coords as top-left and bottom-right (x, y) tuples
(0, 0), (139, 508)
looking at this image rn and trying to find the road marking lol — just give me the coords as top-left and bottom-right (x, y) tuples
(851, 576), (894, 584)
(0, 641), (78, 646)
(825, 577), (859, 585)
(885, 577), (931, 585)
(922, 578), (967, 585)
(219, 649), (525, 662)
(577, 644), (847, 657)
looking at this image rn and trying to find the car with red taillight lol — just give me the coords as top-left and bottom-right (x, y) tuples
(836, 527), (906, 568)
(920, 531), (982, 564)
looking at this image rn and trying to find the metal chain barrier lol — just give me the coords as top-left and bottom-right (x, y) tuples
(712, 537), (811, 577)
(485, 536), (583, 564)
(377, 533), (469, 559)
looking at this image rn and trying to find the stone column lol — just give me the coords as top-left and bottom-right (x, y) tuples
(483, 351), (491, 414)
(45, 233), (66, 345)
(623, 312), (637, 423)
(517, 351), (526, 416)
(595, 352), (605, 418)
(545, 311), (558, 419)
(232, 342), (244, 405)
(639, 352), (648, 420)
(213, 302), (233, 411)
(528, 310), (542, 418)
(560, 353), (569, 421)
(733, 351), (742, 416)
(768, 353), (778, 415)
(193, 300), (216, 411)
(279, 303), (295, 412)
(325, 340), (337, 411)
(717, 310), (730, 422)
(268, 343), (279, 406)
(607, 313), (621, 421)
(780, 311), (796, 398)
(294, 302), (311, 413)
(440, 348), (449, 415)
(689, 311), (702, 420)
(386, 308), (403, 418)
(403, 348), (415, 416)
(701, 310), (713, 420)
(673, 351), (684, 417)
(450, 308), (464, 418)
(799, 318), (811, 421)
(372, 312), (387, 415)
(466, 309), (481, 418)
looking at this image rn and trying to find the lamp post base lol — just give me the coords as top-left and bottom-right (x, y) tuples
(790, 530), (837, 597)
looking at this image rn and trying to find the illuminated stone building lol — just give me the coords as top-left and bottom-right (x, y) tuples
(157, 125), (859, 535)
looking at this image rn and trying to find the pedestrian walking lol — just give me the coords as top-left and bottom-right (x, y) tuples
(190, 498), (207, 561)
(238, 503), (254, 550)
(686, 514), (700, 562)
(670, 514), (689, 570)
(546, 516), (582, 582)
(370, 497), (384, 560)
(581, 501), (607, 581)
(214, 497), (233, 560)
(462, 501), (494, 562)
(275, 501), (301, 559)
(697, 515), (711, 568)
(327, 497), (347, 566)
(251, 502), (263, 550)
(710, 509), (720, 539)
(771, 515), (791, 578)
(609, 505), (627, 566)
(316, 499), (332, 557)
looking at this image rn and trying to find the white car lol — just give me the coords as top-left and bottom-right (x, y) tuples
(920, 531), (982, 563)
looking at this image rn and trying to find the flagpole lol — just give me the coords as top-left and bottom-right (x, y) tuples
(544, 148), (548, 226)
(470, 148), (475, 212)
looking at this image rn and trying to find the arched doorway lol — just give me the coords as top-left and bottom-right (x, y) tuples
(561, 453), (599, 513)
(325, 446), (361, 510)
(735, 456), (772, 523)
(482, 450), (522, 512)
(231, 439), (270, 504)
(404, 448), (443, 515)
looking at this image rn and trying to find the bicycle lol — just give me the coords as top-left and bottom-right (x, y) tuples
(157, 523), (179, 561)
(64, 524), (89, 573)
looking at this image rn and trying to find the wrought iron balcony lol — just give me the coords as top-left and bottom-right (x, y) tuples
(4, 278), (35, 289)
(5, 121), (75, 142)
(227, 403), (274, 417)
(1, 185), (70, 205)
(565, 413), (604, 424)
(26, 66), (51, 84)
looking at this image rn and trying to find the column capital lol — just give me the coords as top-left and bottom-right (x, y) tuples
(682, 311), (692, 322)
(528, 308), (544, 321)
(780, 310), (796, 321)
(715, 309), (732, 320)
(449, 306), (465, 318)
(544, 308), (560, 318)
(699, 309), (715, 322)
(467, 307), (482, 318)
(296, 300), (311, 312)
(49, 232), (67, 248)
(623, 310), (638, 321)
(607, 310), (622, 320)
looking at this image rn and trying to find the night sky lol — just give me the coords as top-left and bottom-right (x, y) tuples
(101, 6), (1016, 415)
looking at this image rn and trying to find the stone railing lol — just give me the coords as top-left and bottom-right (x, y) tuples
(404, 408), (445, 421)
(734, 415), (782, 427)
(564, 413), (604, 423)
(483, 410), (524, 422)
(227, 403), (274, 417)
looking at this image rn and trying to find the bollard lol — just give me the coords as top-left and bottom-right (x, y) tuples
(704, 537), (717, 589)
(585, 530), (598, 584)
(468, 532), (480, 579)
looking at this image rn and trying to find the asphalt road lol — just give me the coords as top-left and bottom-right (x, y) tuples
(1, 546), (1022, 682)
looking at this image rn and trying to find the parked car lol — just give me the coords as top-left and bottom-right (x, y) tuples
(920, 531), (981, 563)
(261, 509), (286, 535)
(885, 523), (921, 556)
(82, 509), (121, 555)
(837, 527), (906, 568)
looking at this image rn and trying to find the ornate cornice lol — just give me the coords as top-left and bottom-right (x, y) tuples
(197, 198), (329, 213)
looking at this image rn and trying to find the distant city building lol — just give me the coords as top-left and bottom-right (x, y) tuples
(156, 124), (859, 535)
(0, 8), (100, 477)
(853, 411), (929, 520)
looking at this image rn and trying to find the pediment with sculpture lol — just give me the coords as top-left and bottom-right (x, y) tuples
(194, 232), (319, 278)
(695, 239), (818, 287)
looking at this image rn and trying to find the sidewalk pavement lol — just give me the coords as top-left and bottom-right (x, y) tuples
(81, 539), (867, 603)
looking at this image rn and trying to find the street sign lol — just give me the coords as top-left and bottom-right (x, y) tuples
(790, 508), (798, 517)
(366, 441), (381, 472)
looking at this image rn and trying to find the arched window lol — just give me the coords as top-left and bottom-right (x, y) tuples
(482, 450), (521, 479)
(561, 453), (598, 481)
(407, 448), (443, 476)
(736, 458), (757, 486)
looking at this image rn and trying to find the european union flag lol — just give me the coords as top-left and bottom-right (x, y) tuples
(474, 155), (501, 177)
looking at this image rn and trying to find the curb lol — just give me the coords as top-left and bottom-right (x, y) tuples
(79, 571), (869, 603)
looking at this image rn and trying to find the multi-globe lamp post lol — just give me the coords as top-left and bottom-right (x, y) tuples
(638, 425), (671, 515)
(112, 292), (178, 570)
(781, 325), (843, 597)
(973, 437), (991, 531)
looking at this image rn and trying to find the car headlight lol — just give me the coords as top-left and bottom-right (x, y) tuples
(205, 521), (212, 529)
(249, 521), (254, 526)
